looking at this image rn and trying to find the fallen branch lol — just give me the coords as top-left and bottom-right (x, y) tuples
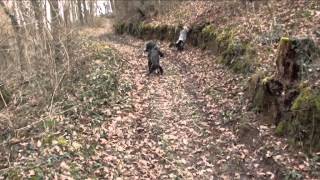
(0, 89), (8, 108)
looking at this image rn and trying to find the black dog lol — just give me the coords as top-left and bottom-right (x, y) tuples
(144, 41), (157, 52)
(144, 41), (164, 75)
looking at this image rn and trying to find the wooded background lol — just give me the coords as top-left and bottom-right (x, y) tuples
(0, 0), (174, 102)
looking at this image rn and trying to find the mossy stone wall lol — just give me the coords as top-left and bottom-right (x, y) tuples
(114, 22), (255, 74)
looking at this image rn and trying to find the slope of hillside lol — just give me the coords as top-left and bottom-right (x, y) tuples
(151, 0), (320, 73)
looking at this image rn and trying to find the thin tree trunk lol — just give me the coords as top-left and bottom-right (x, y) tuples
(82, 0), (88, 24)
(77, 0), (84, 25)
(17, 1), (34, 73)
(71, 0), (77, 23)
(0, 0), (26, 77)
(111, 0), (115, 14)
(49, 0), (63, 63)
(31, 0), (44, 35)
(63, 1), (71, 27)
(89, 0), (94, 22)
(158, 0), (162, 14)
(44, 0), (49, 27)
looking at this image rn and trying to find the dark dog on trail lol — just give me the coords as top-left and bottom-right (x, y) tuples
(144, 41), (157, 52)
(144, 41), (164, 75)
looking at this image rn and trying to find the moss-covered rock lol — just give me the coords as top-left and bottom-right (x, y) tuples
(287, 87), (320, 151)
(275, 121), (289, 136)
(291, 87), (314, 111)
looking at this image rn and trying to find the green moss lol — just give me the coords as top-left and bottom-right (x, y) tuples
(158, 25), (168, 40)
(278, 37), (292, 49)
(275, 121), (288, 136)
(262, 76), (274, 85)
(114, 22), (126, 34)
(216, 28), (234, 51)
(289, 87), (320, 151)
(43, 134), (55, 145)
(43, 118), (57, 131)
(291, 87), (313, 111)
(199, 25), (218, 50)
(57, 136), (68, 147)
(220, 42), (244, 64)
(315, 96), (320, 111)
(202, 25), (216, 38)
(220, 41), (255, 74)
(141, 24), (152, 37)
(231, 57), (250, 73)
(298, 80), (309, 90)
(280, 37), (290, 42)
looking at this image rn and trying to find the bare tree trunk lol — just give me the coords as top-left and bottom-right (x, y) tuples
(77, 0), (84, 25)
(82, 0), (88, 24)
(44, 0), (49, 27)
(89, 0), (94, 22)
(49, 0), (63, 63)
(30, 0), (45, 67)
(70, 0), (75, 23)
(63, 1), (71, 27)
(158, 0), (162, 14)
(110, 0), (114, 14)
(31, 0), (44, 35)
(0, 0), (26, 78)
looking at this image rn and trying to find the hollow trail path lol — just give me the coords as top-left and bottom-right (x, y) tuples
(90, 31), (290, 179)
(99, 35), (222, 179)
(0, 26), (305, 179)
(0, 22), (312, 179)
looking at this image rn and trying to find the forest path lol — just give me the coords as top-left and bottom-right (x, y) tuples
(97, 34), (221, 179)
(0, 15), (314, 179)
(85, 24), (286, 179)
(0, 21), (300, 180)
